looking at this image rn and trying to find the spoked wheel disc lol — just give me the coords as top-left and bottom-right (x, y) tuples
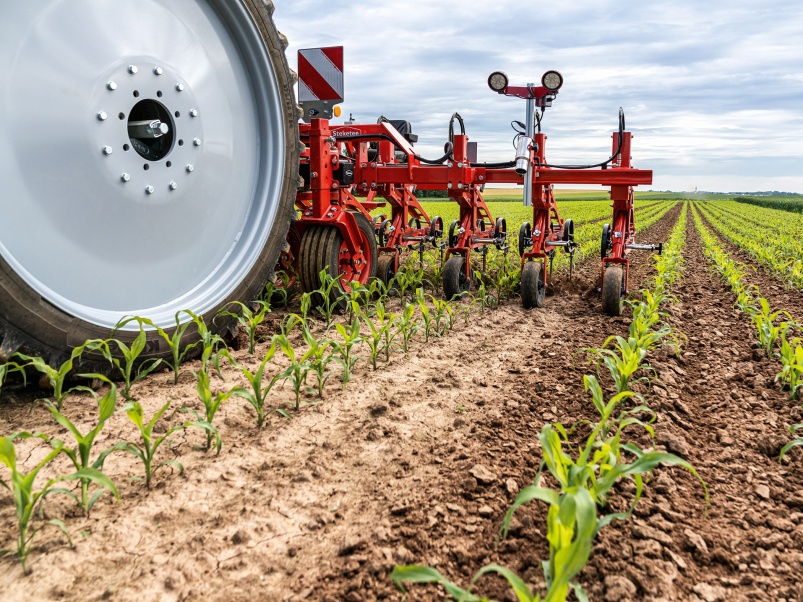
(443, 255), (472, 300)
(602, 265), (625, 316)
(0, 0), (298, 360)
(521, 260), (546, 309)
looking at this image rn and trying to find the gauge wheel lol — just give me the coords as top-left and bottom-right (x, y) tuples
(299, 212), (378, 306)
(521, 260), (545, 309)
(602, 265), (625, 316)
(443, 255), (472, 300)
(0, 0), (299, 365)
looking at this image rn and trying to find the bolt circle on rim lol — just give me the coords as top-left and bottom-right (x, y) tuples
(0, 0), (292, 330)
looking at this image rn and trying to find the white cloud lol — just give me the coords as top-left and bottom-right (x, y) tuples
(274, 0), (803, 192)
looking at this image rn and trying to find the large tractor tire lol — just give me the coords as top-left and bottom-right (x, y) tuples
(0, 0), (299, 365)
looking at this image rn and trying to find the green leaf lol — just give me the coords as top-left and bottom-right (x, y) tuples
(473, 564), (535, 602)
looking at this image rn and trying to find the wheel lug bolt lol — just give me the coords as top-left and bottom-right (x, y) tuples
(176, 83), (184, 92)
(193, 138), (201, 147)
(145, 186), (155, 195)
(128, 65), (138, 74)
(153, 67), (163, 76)
(102, 146), (113, 155)
(97, 111), (107, 121)
(106, 81), (117, 91)
(169, 181), (178, 191)
(186, 164), (194, 173)
(121, 173), (130, 182)
(190, 109), (198, 117)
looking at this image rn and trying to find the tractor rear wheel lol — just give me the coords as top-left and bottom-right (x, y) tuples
(602, 265), (625, 316)
(521, 261), (546, 309)
(0, 0), (299, 364)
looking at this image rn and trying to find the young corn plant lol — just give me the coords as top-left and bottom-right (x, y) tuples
(0, 434), (117, 574)
(44, 376), (119, 516)
(276, 334), (313, 409)
(118, 311), (199, 384)
(397, 302), (419, 354)
(189, 311), (228, 375)
(228, 338), (287, 426)
(15, 339), (106, 410)
(430, 295), (454, 337)
(216, 299), (271, 355)
(415, 288), (437, 342)
(332, 319), (363, 388)
(0, 359), (26, 396)
(752, 297), (792, 358)
(780, 422), (803, 462)
(360, 302), (395, 369)
(264, 277), (289, 309)
(108, 400), (216, 488)
(301, 326), (335, 398)
(187, 369), (230, 452)
(107, 316), (164, 399)
(776, 333), (803, 400)
(312, 269), (346, 331)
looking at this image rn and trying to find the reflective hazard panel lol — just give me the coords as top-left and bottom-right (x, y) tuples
(298, 47), (343, 122)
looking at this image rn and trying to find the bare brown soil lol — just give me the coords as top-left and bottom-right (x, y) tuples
(1, 203), (802, 602)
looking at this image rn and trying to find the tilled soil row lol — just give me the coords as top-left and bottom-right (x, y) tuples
(0, 203), (688, 602)
(575, 205), (803, 602)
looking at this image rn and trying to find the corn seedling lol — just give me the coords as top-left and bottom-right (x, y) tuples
(752, 298), (792, 358)
(118, 312), (199, 384)
(415, 288), (437, 342)
(397, 302), (419, 354)
(228, 338), (288, 425)
(190, 369), (230, 452)
(395, 261), (427, 301)
(43, 376), (119, 516)
(15, 339), (106, 410)
(0, 434), (117, 574)
(312, 269), (346, 331)
(301, 327), (335, 398)
(107, 317), (164, 399)
(276, 335), (313, 410)
(344, 280), (369, 324)
(776, 333), (803, 400)
(332, 319), (363, 388)
(392, 563), (536, 602)
(0, 360), (25, 396)
(780, 422), (803, 462)
(430, 295), (454, 337)
(107, 400), (216, 488)
(189, 311), (228, 375)
(264, 276), (289, 309)
(216, 299), (271, 355)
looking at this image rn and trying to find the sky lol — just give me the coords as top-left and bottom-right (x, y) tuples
(273, 0), (803, 194)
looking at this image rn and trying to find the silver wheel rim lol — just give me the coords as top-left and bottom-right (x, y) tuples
(0, 0), (285, 329)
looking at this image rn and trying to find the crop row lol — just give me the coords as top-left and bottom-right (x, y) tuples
(690, 203), (803, 461)
(696, 200), (803, 289)
(393, 203), (705, 601)
(0, 267), (497, 573)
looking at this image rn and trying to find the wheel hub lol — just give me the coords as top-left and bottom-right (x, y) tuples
(94, 62), (202, 196)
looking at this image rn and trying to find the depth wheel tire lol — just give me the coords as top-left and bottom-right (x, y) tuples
(0, 1), (299, 364)
(299, 212), (378, 305)
(602, 265), (625, 316)
(376, 255), (396, 287)
(443, 256), (472, 300)
(600, 223), (612, 259)
(521, 261), (546, 309)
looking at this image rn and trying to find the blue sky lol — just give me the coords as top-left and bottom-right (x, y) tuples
(274, 1), (803, 193)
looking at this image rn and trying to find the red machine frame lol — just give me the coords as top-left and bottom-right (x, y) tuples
(285, 48), (654, 314)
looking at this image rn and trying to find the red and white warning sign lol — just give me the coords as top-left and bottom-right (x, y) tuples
(298, 46), (343, 121)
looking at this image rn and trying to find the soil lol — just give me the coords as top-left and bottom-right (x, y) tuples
(1, 202), (802, 602)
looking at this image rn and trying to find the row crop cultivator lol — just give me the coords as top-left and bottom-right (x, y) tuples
(286, 50), (655, 315)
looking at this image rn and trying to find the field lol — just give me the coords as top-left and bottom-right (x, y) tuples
(2, 198), (803, 601)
